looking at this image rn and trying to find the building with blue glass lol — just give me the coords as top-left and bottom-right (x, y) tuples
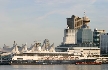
(77, 15), (93, 44)
(77, 26), (93, 43)
(93, 28), (105, 47)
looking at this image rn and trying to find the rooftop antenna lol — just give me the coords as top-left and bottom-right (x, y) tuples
(84, 12), (86, 17)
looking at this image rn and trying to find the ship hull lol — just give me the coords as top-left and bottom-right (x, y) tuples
(10, 59), (96, 65)
(75, 62), (102, 65)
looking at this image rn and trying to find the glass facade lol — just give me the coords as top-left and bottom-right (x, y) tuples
(77, 28), (93, 43)
(93, 29), (105, 47)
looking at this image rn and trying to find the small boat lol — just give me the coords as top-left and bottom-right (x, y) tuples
(75, 62), (102, 65)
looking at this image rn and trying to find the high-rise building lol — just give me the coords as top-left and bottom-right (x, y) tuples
(63, 29), (77, 44)
(67, 14), (90, 29)
(77, 25), (93, 43)
(77, 15), (92, 43)
(56, 14), (97, 52)
(100, 33), (108, 54)
(93, 28), (105, 47)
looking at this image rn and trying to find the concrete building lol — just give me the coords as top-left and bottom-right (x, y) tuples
(67, 14), (90, 29)
(93, 28), (105, 47)
(56, 14), (98, 52)
(100, 33), (108, 54)
(63, 29), (77, 44)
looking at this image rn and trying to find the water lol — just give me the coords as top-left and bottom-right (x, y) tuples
(0, 64), (108, 70)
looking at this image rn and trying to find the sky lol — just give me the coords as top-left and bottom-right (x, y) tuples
(0, 0), (108, 48)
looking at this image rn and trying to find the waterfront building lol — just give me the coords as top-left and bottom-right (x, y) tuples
(68, 47), (100, 57)
(77, 15), (93, 44)
(56, 43), (97, 52)
(67, 13), (90, 29)
(56, 27), (78, 52)
(77, 26), (93, 43)
(56, 14), (97, 52)
(63, 29), (77, 44)
(67, 15), (83, 29)
(100, 33), (108, 54)
(93, 28), (105, 47)
(0, 39), (55, 56)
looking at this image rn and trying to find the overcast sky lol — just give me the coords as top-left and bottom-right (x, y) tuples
(0, 0), (108, 48)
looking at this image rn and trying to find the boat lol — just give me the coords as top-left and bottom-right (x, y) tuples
(75, 62), (102, 65)
(8, 41), (97, 65)
(9, 50), (97, 65)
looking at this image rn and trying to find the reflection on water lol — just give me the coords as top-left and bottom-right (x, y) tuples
(0, 64), (108, 70)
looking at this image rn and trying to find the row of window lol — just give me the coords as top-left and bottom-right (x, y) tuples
(83, 49), (99, 50)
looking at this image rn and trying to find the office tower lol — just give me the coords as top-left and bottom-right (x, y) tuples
(93, 28), (105, 47)
(100, 33), (108, 54)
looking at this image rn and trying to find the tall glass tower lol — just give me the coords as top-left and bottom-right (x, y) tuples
(77, 27), (93, 43)
(77, 15), (93, 43)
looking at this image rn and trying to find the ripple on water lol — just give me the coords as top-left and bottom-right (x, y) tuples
(0, 64), (107, 70)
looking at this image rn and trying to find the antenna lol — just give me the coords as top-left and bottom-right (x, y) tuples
(84, 12), (86, 16)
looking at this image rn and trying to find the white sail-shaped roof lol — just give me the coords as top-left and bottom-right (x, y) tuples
(37, 46), (41, 52)
(48, 43), (55, 52)
(20, 44), (28, 52)
(11, 44), (19, 54)
(1, 47), (12, 53)
(29, 44), (35, 52)
(29, 44), (38, 52)
(41, 43), (46, 51)
(0, 44), (12, 53)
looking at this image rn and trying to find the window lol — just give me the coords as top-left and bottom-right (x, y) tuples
(17, 58), (23, 60)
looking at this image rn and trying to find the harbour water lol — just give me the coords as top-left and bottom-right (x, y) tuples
(0, 64), (108, 70)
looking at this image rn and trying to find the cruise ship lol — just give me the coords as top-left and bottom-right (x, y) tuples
(10, 47), (97, 65)
(10, 54), (97, 65)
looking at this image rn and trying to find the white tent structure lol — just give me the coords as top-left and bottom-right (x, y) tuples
(0, 39), (55, 55)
